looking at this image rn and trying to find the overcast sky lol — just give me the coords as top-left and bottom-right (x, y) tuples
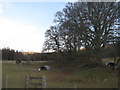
(0, 1), (67, 52)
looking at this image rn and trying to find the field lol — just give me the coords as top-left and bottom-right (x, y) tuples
(2, 59), (119, 88)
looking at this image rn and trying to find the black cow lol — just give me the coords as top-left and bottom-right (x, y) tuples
(106, 62), (115, 66)
(41, 66), (47, 70)
(38, 65), (51, 71)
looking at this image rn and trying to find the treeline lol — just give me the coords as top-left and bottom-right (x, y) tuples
(1, 41), (119, 61)
(2, 48), (24, 60)
(43, 2), (120, 65)
(1, 47), (55, 61)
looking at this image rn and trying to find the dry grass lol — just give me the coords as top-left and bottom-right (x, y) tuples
(2, 59), (119, 88)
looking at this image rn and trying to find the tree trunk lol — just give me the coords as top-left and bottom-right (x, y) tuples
(95, 48), (103, 66)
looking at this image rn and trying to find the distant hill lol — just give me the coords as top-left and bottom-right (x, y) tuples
(22, 52), (39, 55)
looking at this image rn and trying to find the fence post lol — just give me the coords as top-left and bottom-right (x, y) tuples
(5, 76), (8, 88)
(42, 76), (46, 88)
(25, 75), (30, 88)
(74, 83), (77, 88)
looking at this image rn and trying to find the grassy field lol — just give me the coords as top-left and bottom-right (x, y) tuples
(2, 59), (119, 88)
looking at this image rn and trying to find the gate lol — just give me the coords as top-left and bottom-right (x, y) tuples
(25, 75), (46, 88)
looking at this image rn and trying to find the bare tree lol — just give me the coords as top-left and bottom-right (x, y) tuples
(43, 2), (119, 64)
(81, 2), (119, 65)
(43, 26), (62, 53)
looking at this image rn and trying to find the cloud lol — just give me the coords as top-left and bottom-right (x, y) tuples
(0, 2), (4, 13)
(0, 1), (10, 14)
(0, 8), (3, 13)
(0, 17), (45, 52)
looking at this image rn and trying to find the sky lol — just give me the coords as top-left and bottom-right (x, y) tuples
(0, 0), (119, 53)
(0, 1), (67, 52)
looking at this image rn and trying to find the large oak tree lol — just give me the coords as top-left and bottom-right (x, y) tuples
(43, 1), (119, 65)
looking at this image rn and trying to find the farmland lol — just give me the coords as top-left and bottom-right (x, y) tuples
(2, 59), (119, 88)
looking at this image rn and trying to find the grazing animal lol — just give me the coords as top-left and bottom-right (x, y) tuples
(106, 57), (120, 70)
(41, 66), (47, 70)
(106, 62), (115, 66)
(38, 65), (51, 71)
(16, 60), (23, 65)
(106, 62), (117, 70)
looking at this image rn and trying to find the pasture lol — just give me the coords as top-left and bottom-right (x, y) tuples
(2, 59), (119, 88)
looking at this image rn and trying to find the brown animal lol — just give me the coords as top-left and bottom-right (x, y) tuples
(16, 60), (23, 65)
